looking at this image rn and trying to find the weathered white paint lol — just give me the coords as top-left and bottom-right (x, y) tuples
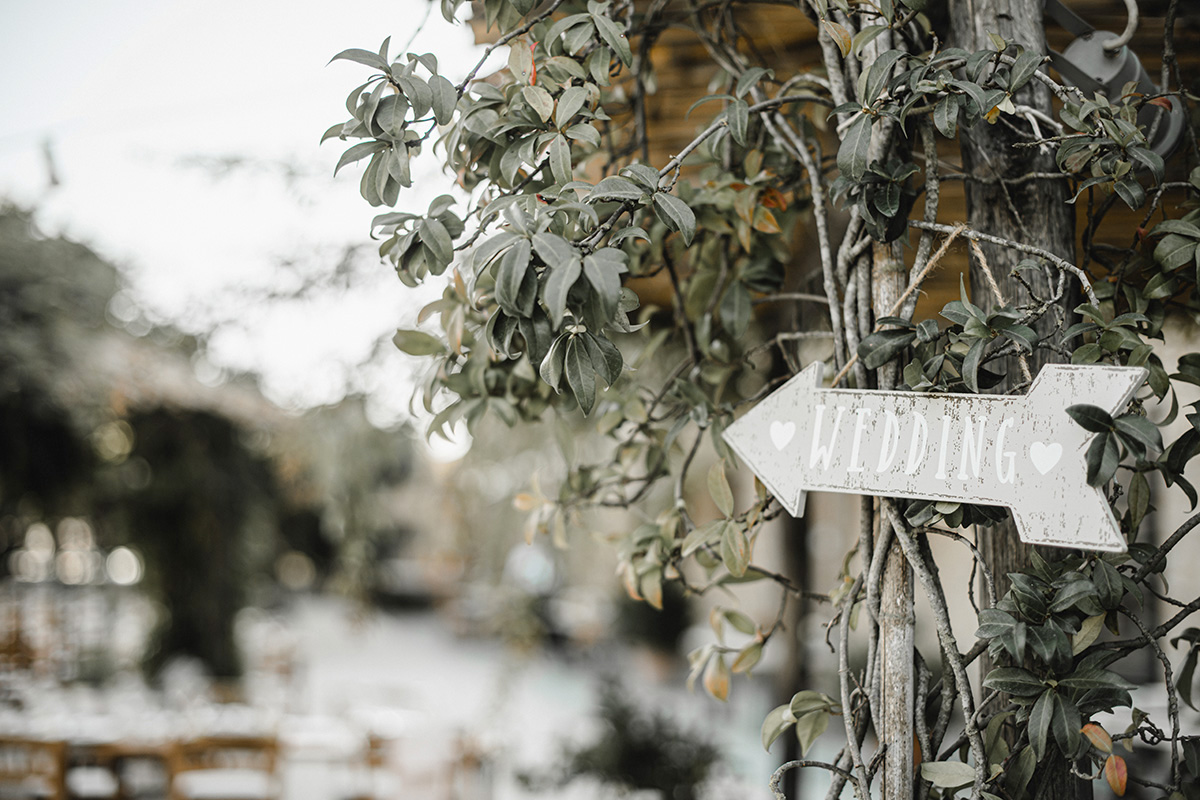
(722, 363), (1148, 552)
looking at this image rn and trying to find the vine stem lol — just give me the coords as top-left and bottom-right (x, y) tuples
(885, 503), (987, 800)
(909, 220), (1099, 306)
(830, 223), (966, 388)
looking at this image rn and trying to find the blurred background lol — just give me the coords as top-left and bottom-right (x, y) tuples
(0, 1), (778, 799)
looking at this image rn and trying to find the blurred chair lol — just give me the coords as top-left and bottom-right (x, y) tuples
(167, 737), (278, 800)
(0, 737), (67, 800)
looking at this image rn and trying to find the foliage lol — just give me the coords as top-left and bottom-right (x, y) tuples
(329, 0), (1200, 797)
(521, 678), (720, 800)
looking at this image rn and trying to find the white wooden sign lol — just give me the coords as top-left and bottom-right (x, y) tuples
(722, 363), (1147, 552)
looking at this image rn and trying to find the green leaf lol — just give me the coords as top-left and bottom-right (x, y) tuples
(495, 238), (533, 316)
(761, 704), (793, 751)
(429, 75), (458, 125)
(794, 710), (829, 756)
(934, 96), (958, 138)
(549, 134), (572, 184)
(735, 67), (773, 98)
(420, 217), (455, 269)
(591, 12), (632, 66)
(329, 47), (390, 71)
(682, 519), (726, 557)
(982, 667), (1044, 697)
(652, 192), (697, 245)
(1050, 580), (1100, 614)
(727, 99), (749, 146)
(920, 760), (975, 789)
(1176, 645), (1199, 711)
(393, 329), (446, 355)
(1073, 613), (1107, 655)
(851, 25), (887, 57)
(542, 249), (582, 326)
(1085, 432), (1119, 486)
(858, 329), (916, 370)
(540, 335), (567, 391)
(720, 282), (751, 338)
(555, 85), (590, 129)
(864, 49), (903, 104)
(1008, 49), (1042, 91)
(1155, 234), (1198, 271)
(1114, 178), (1145, 210)
(1050, 694), (1082, 756)
(590, 175), (644, 202)
(1067, 404), (1114, 433)
(1058, 668), (1135, 691)
(837, 114), (873, 181)
(523, 85), (555, 122)
(720, 521), (750, 577)
(334, 140), (387, 176)
(1028, 690), (1053, 760)
(583, 252), (623, 320)
(565, 336), (596, 413)
(708, 461), (734, 517)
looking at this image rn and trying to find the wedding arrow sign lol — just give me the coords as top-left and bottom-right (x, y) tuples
(723, 363), (1147, 552)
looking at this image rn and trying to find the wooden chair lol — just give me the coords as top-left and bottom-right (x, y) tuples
(167, 737), (277, 800)
(0, 737), (67, 800)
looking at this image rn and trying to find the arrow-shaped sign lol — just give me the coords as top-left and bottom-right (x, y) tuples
(723, 363), (1147, 552)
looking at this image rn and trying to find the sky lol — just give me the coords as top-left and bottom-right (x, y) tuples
(0, 0), (497, 430)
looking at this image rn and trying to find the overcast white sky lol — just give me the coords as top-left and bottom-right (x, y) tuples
(0, 0), (494, 427)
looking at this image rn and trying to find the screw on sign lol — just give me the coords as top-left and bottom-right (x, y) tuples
(722, 362), (1147, 552)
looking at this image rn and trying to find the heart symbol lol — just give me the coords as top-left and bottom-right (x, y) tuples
(1029, 442), (1063, 475)
(770, 421), (796, 451)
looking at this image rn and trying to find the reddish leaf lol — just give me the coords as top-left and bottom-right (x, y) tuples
(1082, 723), (1113, 754)
(1150, 97), (1174, 110)
(1105, 754), (1127, 797)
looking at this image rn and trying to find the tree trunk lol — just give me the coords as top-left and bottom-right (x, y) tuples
(950, 2), (1085, 798)
(874, 242), (914, 800)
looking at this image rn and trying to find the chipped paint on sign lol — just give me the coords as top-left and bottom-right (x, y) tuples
(722, 363), (1147, 552)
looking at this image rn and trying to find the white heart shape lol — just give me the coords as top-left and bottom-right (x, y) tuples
(1029, 441), (1063, 476)
(769, 420), (796, 451)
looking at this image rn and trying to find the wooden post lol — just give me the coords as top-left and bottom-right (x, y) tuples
(951, 3), (1082, 797)
(874, 240), (913, 800)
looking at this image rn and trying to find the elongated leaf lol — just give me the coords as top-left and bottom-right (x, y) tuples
(1008, 49), (1042, 92)
(652, 192), (696, 245)
(543, 252), (582, 326)
(540, 335), (567, 390)
(549, 134), (572, 184)
(590, 175), (644, 202)
(727, 99), (749, 145)
(837, 114), (873, 181)
(1028, 690), (1053, 760)
(982, 667), (1044, 697)
(555, 85), (589, 129)
(864, 49), (903, 104)
(566, 336), (597, 413)
(334, 140), (386, 175)
(794, 710), (829, 756)
(329, 48), (390, 71)
(1067, 404), (1115, 433)
(591, 12), (632, 66)
(523, 84), (554, 122)
(1050, 694), (1081, 756)
(708, 461), (734, 517)
(429, 75), (458, 125)
(920, 761), (975, 789)
(761, 704), (793, 751)
(934, 96), (958, 138)
(393, 329), (446, 355)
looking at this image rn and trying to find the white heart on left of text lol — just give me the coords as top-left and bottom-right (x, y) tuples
(769, 421), (796, 451)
